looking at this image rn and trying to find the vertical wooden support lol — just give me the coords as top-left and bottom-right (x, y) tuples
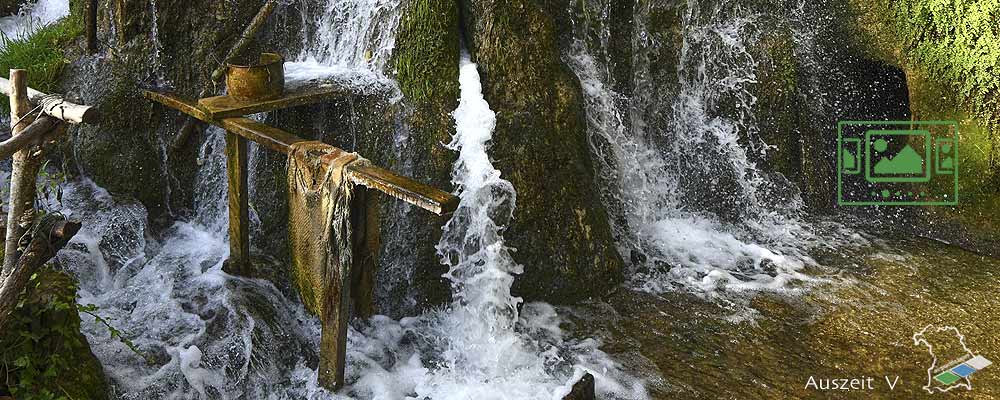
(85, 0), (98, 54)
(318, 221), (352, 391)
(1, 70), (40, 281)
(223, 131), (250, 276)
(350, 187), (379, 319)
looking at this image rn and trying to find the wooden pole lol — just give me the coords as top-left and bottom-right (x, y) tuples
(1, 70), (42, 282)
(0, 115), (61, 161)
(350, 187), (378, 319)
(86, 0), (98, 54)
(0, 76), (100, 124)
(318, 238), (352, 391)
(0, 217), (81, 333)
(222, 131), (251, 276)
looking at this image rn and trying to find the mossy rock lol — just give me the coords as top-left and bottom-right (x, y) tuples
(460, 0), (624, 302)
(0, 268), (109, 400)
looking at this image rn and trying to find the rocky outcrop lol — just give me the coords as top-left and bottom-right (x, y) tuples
(0, 268), (108, 400)
(460, 0), (625, 301)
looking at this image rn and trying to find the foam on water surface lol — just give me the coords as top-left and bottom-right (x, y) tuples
(0, 0), (68, 44)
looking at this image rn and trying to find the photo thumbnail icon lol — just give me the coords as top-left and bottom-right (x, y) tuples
(837, 121), (958, 206)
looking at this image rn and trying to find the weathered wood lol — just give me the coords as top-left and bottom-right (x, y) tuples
(350, 187), (378, 319)
(2, 70), (40, 282)
(0, 115), (60, 161)
(563, 373), (596, 400)
(318, 234), (352, 391)
(0, 76), (99, 124)
(197, 83), (348, 119)
(85, 0), (98, 53)
(0, 217), (81, 333)
(144, 90), (459, 215)
(222, 131), (251, 276)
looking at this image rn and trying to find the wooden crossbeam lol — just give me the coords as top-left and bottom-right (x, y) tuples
(197, 83), (349, 119)
(143, 90), (458, 215)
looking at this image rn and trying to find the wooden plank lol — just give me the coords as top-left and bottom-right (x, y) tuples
(0, 76), (99, 124)
(350, 187), (378, 319)
(144, 90), (459, 215)
(197, 83), (348, 119)
(222, 131), (251, 276)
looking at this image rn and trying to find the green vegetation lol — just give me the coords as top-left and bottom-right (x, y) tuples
(1, 269), (109, 400)
(850, 0), (1000, 172)
(0, 0), (83, 103)
(392, 0), (459, 104)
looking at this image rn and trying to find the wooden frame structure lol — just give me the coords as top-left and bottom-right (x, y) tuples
(144, 87), (458, 390)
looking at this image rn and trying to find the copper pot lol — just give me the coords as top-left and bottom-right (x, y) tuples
(226, 52), (285, 101)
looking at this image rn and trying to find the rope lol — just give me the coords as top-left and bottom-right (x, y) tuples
(8, 93), (66, 130)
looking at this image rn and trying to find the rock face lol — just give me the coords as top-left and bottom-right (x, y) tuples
(0, 268), (109, 400)
(460, 0), (625, 301)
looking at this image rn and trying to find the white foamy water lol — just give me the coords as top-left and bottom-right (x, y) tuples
(0, 0), (68, 44)
(565, 0), (859, 294)
(284, 0), (401, 91)
(52, 55), (645, 399)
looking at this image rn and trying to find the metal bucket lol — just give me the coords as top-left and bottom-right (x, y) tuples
(226, 52), (285, 101)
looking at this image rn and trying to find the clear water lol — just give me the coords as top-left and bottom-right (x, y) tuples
(0, 0), (68, 44)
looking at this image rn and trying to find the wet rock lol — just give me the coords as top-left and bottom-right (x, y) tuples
(459, 0), (625, 302)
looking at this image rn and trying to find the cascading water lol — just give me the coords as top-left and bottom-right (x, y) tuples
(0, 0), (68, 43)
(44, 0), (645, 398)
(565, 0), (857, 295)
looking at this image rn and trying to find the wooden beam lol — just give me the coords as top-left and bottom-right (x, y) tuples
(350, 187), (378, 319)
(144, 90), (459, 215)
(197, 83), (350, 119)
(222, 131), (251, 276)
(318, 233), (352, 391)
(0, 115), (60, 161)
(0, 76), (99, 125)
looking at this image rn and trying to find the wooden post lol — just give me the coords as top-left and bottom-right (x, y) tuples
(350, 187), (379, 319)
(85, 0), (98, 54)
(1, 70), (42, 282)
(318, 228), (352, 391)
(222, 131), (250, 276)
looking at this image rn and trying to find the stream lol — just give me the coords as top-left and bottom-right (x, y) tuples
(2, 0), (997, 398)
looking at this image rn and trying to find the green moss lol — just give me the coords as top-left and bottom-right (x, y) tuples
(1, 268), (109, 400)
(849, 0), (1000, 173)
(392, 0), (460, 104)
(0, 2), (83, 101)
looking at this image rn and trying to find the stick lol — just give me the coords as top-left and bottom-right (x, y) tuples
(0, 115), (60, 161)
(0, 76), (100, 124)
(171, 0), (280, 151)
(1, 69), (41, 283)
(0, 216), (81, 333)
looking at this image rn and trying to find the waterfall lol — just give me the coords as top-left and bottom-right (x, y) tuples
(285, 0), (402, 90)
(0, 0), (69, 44)
(46, 0), (645, 397)
(565, 0), (844, 295)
